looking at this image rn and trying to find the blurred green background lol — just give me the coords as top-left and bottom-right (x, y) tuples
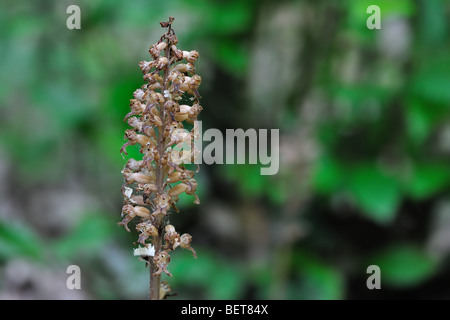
(0, 0), (449, 299)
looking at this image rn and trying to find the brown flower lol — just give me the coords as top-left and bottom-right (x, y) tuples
(119, 17), (201, 300)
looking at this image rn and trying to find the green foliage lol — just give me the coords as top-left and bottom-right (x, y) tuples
(411, 56), (450, 105)
(169, 250), (245, 299)
(348, 164), (401, 224)
(344, 0), (415, 41)
(53, 214), (116, 260)
(0, 0), (449, 300)
(418, 0), (448, 45)
(222, 164), (266, 197)
(212, 39), (249, 76)
(368, 245), (438, 288)
(313, 155), (343, 194)
(406, 163), (450, 200)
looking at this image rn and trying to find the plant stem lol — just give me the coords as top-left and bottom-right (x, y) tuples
(149, 33), (171, 301)
(149, 236), (161, 300)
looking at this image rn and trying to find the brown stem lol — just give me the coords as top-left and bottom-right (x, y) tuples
(149, 30), (171, 301)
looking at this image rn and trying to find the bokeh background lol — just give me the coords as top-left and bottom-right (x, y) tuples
(0, 0), (449, 299)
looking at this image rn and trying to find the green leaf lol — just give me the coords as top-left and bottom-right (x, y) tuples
(169, 249), (245, 299)
(405, 100), (433, 144)
(53, 214), (115, 259)
(348, 164), (401, 224)
(411, 56), (450, 104)
(221, 164), (266, 197)
(406, 164), (450, 200)
(312, 156), (343, 194)
(369, 245), (437, 287)
(0, 220), (44, 261)
(291, 251), (344, 300)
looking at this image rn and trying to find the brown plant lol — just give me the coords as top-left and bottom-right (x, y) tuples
(119, 17), (201, 300)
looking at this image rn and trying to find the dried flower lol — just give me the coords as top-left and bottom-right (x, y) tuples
(118, 17), (202, 300)
(136, 221), (158, 246)
(134, 245), (155, 257)
(153, 251), (172, 276)
(159, 281), (174, 299)
(178, 233), (197, 258)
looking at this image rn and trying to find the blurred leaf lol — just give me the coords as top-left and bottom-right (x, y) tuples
(406, 163), (450, 200)
(313, 156), (343, 194)
(209, 264), (245, 299)
(170, 249), (245, 299)
(369, 245), (438, 287)
(412, 74), (450, 105)
(345, 0), (415, 40)
(348, 164), (401, 224)
(176, 172), (206, 209)
(53, 214), (115, 259)
(221, 163), (286, 204)
(0, 220), (44, 261)
(222, 164), (265, 197)
(411, 56), (450, 104)
(405, 100), (433, 145)
(419, 0), (447, 45)
(347, 0), (415, 23)
(212, 39), (248, 76)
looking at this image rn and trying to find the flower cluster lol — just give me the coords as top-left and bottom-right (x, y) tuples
(119, 17), (201, 291)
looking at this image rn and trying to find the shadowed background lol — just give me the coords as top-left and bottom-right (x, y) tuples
(0, 0), (449, 299)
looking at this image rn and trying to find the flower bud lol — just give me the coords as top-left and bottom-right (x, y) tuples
(179, 233), (197, 258)
(149, 44), (160, 59)
(139, 60), (155, 74)
(121, 18), (202, 298)
(183, 50), (199, 63)
(152, 193), (172, 216)
(123, 169), (155, 184)
(172, 45), (183, 60)
(168, 183), (189, 197)
(160, 281), (173, 299)
(156, 42), (167, 51)
(126, 158), (143, 171)
(156, 57), (168, 70)
(133, 89), (145, 100)
(118, 204), (151, 231)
